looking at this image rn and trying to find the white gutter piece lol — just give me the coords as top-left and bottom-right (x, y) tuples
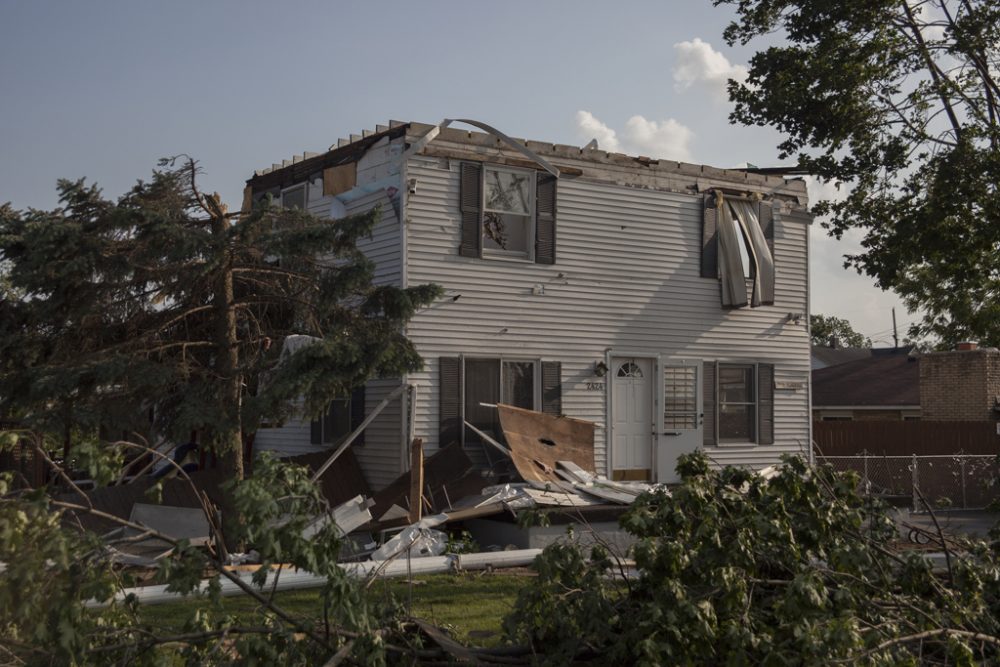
(404, 118), (562, 178)
(87, 548), (543, 607)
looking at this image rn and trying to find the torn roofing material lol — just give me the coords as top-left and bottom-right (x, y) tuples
(59, 448), (370, 537)
(497, 404), (596, 485)
(368, 442), (484, 526)
(247, 123), (409, 192)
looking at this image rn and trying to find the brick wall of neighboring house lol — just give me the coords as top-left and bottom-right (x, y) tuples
(852, 409), (907, 421)
(919, 349), (1000, 421)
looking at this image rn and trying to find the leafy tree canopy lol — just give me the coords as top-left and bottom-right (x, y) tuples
(0, 159), (441, 477)
(507, 453), (1000, 665)
(718, 0), (1000, 347)
(810, 313), (872, 347)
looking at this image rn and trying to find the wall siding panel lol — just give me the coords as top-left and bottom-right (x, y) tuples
(252, 144), (406, 490)
(404, 155), (811, 474)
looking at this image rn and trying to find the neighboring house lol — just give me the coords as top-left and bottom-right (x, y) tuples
(812, 343), (1000, 424)
(810, 345), (872, 371)
(248, 120), (813, 489)
(811, 348), (920, 421)
(920, 343), (1000, 422)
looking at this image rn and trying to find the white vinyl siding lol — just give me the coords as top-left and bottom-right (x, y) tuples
(254, 144), (407, 490)
(403, 151), (810, 473)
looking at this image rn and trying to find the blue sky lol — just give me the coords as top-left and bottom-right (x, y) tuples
(0, 0), (912, 343)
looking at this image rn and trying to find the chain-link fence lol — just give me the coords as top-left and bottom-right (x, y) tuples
(818, 452), (1000, 511)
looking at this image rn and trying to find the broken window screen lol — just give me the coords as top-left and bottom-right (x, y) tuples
(718, 364), (756, 442)
(483, 166), (533, 256)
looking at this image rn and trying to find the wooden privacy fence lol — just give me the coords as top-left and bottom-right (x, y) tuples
(813, 420), (1000, 456)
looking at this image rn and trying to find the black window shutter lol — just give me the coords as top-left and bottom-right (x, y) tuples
(459, 163), (482, 258)
(322, 403), (338, 446)
(541, 361), (562, 415)
(310, 413), (323, 445)
(703, 361), (717, 446)
(757, 363), (775, 445)
(535, 173), (557, 265)
(351, 386), (366, 447)
(439, 357), (462, 446)
(702, 192), (719, 278)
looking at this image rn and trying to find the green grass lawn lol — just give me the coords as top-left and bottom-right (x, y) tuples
(139, 570), (533, 647)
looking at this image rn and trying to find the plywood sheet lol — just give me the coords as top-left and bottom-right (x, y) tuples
(323, 163), (357, 196)
(497, 404), (595, 485)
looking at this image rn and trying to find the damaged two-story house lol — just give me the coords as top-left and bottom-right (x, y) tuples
(248, 119), (813, 490)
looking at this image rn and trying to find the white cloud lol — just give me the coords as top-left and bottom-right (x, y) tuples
(575, 111), (621, 153)
(804, 175), (847, 207)
(575, 111), (693, 161)
(622, 116), (693, 161)
(672, 37), (748, 99)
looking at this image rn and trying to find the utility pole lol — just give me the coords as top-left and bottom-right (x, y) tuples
(892, 307), (899, 348)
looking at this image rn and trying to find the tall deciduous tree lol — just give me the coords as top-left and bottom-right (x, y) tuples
(810, 314), (872, 347)
(0, 159), (441, 479)
(718, 0), (1000, 346)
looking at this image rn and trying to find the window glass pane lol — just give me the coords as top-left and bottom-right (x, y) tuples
(282, 185), (306, 210)
(617, 362), (644, 378)
(465, 359), (501, 445)
(720, 404), (755, 441)
(718, 364), (756, 442)
(324, 398), (351, 445)
(503, 361), (535, 409)
(484, 212), (529, 253)
(484, 168), (530, 215)
(719, 366), (753, 403)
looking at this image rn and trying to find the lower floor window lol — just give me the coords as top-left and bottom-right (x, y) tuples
(310, 387), (365, 446)
(439, 356), (562, 450)
(718, 364), (756, 442)
(465, 358), (539, 445)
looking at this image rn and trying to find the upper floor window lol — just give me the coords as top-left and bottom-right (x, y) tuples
(280, 183), (307, 210)
(482, 165), (535, 258)
(459, 162), (557, 265)
(701, 191), (775, 308)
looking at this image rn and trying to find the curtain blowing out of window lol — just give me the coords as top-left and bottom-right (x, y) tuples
(710, 192), (775, 308)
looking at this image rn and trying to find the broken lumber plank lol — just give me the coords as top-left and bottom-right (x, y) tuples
(408, 438), (424, 523)
(595, 479), (647, 496)
(462, 420), (512, 459)
(574, 484), (636, 505)
(523, 488), (604, 507)
(311, 383), (408, 482)
(556, 460), (596, 484)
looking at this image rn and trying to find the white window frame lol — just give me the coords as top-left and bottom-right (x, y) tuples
(481, 164), (536, 261)
(459, 355), (542, 446)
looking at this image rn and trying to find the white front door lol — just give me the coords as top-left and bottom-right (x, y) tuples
(611, 357), (654, 480)
(657, 360), (703, 483)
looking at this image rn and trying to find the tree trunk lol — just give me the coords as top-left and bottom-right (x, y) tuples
(212, 210), (244, 481)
